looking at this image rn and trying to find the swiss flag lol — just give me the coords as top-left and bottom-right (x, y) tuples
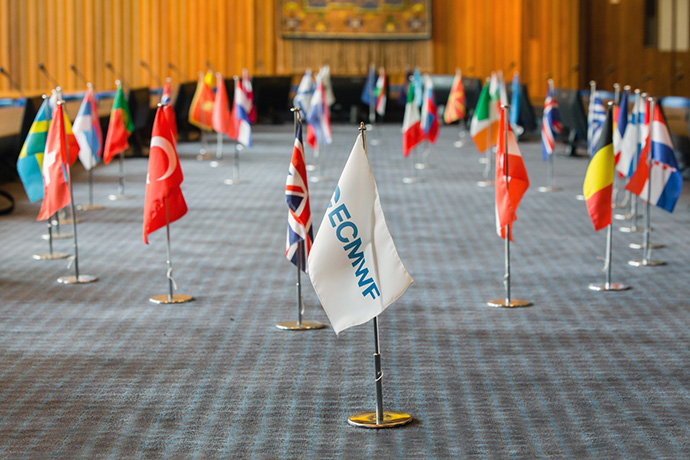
(143, 106), (187, 244)
(37, 103), (71, 221)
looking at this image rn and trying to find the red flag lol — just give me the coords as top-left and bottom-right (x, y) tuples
(212, 73), (234, 137)
(143, 107), (188, 244)
(495, 106), (529, 240)
(37, 103), (71, 221)
(188, 71), (214, 131)
(161, 79), (178, 142)
(103, 83), (134, 163)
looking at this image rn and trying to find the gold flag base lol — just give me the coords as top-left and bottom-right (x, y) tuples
(77, 204), (104, 211)
(149, 294), (194, 304)
(614, 213), (641, 221)
(57, 274), (98, 284)
(487, 298), (532, 308)
(223, 178), (248, 185)
(537, 186), (562, 193)
(629, 242), (664, 250)
(33, 252), (69, 260)
(476, 180), (494, 187)
(588, 282), (630, 291)
(628, 259), (665, 267)
(619, 225), (644, 233)
(275, 320), (326, 331)
(197, 152), (213, 161)
(402, 177), (423, 184)
(348, 411), (413, 429)
(43, 233), (72, 240)
(414, 163), (433, 170)
(108, 194), (135, 201)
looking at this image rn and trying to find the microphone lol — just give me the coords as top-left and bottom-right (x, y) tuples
(105, 62), (128, 88)
(167, 62), (188, 80)
(37, 63), (60, 87)
(140, 60), (162, 85)
(69, 64), (89, 86)
(0, 66), (24, 97)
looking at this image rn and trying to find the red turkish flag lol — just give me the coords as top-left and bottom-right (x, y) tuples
(37, 103), (72, 221)
(143, 106), (187, 244)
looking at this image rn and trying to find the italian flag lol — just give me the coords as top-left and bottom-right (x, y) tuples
(470, 82), (499, 153)
(103, 82), (134, 164)
(402, 82), (424, 157)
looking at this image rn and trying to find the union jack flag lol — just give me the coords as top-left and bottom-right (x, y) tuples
(285, 122), (313, 272)
(541, 81), (562, 160)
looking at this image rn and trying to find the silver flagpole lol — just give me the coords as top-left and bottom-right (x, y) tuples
(612, 83), (625, 209)
(477, 116), (494, 187)
(277, 108), (325, 331)
(55, 100), (97, 284)
(629, 97), (665, 267)
(224, 142), (247, 185)
(108, 152), (135, 200)
(34, 218), (69, 260)
(210, 131), (223, 168)
(348, 123), (412, 429)
(488, 105), (531, 308)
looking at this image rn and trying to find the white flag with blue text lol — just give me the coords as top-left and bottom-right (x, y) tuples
(308, 133), (413, 334)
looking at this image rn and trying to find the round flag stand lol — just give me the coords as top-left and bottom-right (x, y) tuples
(196, 130), (214, 161)
(402, 149), (423, 184)
(34, 219), (69, 260)
(488, 106), (532, 308)
(108, 152), (135, 200)
(223, 143), (248, 185)
(54, 101), (98, 285)
(477, 124), (494, 187)
(77, 169), (104, 210)
(347, 316), (413, 429)
(538, 79), (562, 193)
(209, 132), (225, 168)
(589, 224), (630, 291)
(414, 142), (434, 170)
(43, 212), (72, 240)
(276, 243), (325, 331)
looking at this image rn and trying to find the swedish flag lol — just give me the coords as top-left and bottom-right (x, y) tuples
(17, 99), (51, 202)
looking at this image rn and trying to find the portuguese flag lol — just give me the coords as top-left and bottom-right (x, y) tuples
(103, 82), (134, 164)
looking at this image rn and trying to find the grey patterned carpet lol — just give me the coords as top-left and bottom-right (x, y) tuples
(1, 123), (690, 459)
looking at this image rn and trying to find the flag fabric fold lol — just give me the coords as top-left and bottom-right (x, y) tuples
(17, 98), (51, 202)
(103, 83), (134, 164)
(285, 122), (313, 272)
(616, 94), (643, 178)
(188, 71), (214, 131)
(242, 69), (257, 124)
(306, 69), (332, 149)
(73, 86), (103, 170)
(495, 107), (530, 240)
(143, 107), (187, 244)
(293, 69), (313, 114)
(37, 103), (71, 221)
(402, 82), (425, 157)
(161, 79), (178, 142)
(470, 82), (498, 153)
(625, 103), (683, 212)
(613, 88), (629, 165)
(443, 69), (466, 124)
(308, 132), (413, 334)
(583, 105), (615, 231)
(541, 81), (562, 160)
(322, 65), (336, 107)
(212, 73), (234, 138)
(231, 78), (253, 147)
(421, 75), (439, 144)
(587, 87), (606, 157)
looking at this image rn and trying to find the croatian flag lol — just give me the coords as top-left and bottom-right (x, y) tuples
(232, 78), (252, 147)
(541, 80), (562, 160)
(73, 85), (102, 170)
(625, 104), (683, 212)
(306, 71), (332, 150)
(588, 88), (606, 157)
(420, 75), (439, 144)
(286, 122), (313, 271)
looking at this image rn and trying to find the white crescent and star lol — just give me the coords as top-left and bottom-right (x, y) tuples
(150, 136), (177, 181)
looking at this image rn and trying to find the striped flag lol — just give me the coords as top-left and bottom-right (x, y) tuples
(587, 87), (606, 157)
(242, 69), (257, 124)
(495, 107), (529, 240)
(231, 78), (252, 147)
(17, 98), (51, 202)
(443, 69), (466, 124)
(285, 122), (313, 272)
(375, 69), (387, 116)
(73, 86), (102, 170)
(402, 82), (424, 157)
(583, 105), (614, 231)
(541, 80), (562, 160)
(306, 69), (332, 149)
(625, 103), (683, 212)
(421, 75), (439, 144)
(470, 82), (498, 153)
(616, 94), (644, 177)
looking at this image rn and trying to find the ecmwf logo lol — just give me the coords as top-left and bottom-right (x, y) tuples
(327, 186), (380, 300)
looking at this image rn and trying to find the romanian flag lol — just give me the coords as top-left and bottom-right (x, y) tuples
(188, 71), (214, 131)
(17, 98), (51, 202)
(443, 69), (466, 124)
(470, 82), (498, 153)
(583, 104), (614, 231)
(402, 82), (424, 157)
(103, 82), (134, 164)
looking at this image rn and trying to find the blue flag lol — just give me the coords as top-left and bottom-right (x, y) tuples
(361, 65), (376, 106)
(509, 72), (520, 127)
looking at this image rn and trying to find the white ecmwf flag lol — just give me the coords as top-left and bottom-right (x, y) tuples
(308, 133), (413, 334)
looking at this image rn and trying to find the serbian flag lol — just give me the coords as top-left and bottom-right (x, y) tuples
(143, 106), (187, 244)
(73, 85), (103, 170)
(37, 103), (71, 221)
(583, 105), (615, 231)
(103, 82), (134, 164)
(616, 94), (644, 178)
(212, 73), (234, 138)
(402, 82), (424, 157)
(17, 98), (51, 202)
(541, 80), (562, 160)
(625, 103), (683, 212)
(232, 78), (252, 147)
(470, 82), (498, 153)
(443, 69), (466, 124)
(161, 78), (178, 142)
(421, 75), (439, 144)
(613, 87), (629, 165)
(286, 122), (313, 272)
(375, 68), (387, 117)
(495, 107), (529, 240)
(306, 70), (332, 149)
(241, 69), (257, 124)
(188, 71), (214, 131)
